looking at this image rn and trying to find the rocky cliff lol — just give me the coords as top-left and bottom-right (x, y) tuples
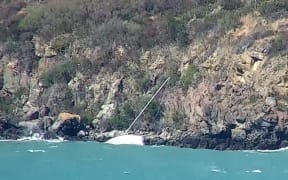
(0, 0), (287, 149)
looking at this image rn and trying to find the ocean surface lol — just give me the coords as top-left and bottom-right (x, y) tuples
(0, 141), (288, 180)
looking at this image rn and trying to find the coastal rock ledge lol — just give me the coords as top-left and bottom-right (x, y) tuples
(88, 129), (288, 150)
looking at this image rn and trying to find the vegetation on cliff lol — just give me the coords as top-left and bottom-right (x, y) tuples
(0, 0), (288, 149)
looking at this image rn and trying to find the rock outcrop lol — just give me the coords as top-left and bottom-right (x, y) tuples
(50, 113), (84, 137)
(0, 115), (24, 139)
(0, 0), (287, 149)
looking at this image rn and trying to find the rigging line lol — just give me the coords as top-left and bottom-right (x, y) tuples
(125, 77), (170, 134)
(155, 83), (166, 121)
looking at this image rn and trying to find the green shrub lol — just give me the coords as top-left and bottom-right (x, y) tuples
(182, 4), (214, 20)
(40, 61), (77, 87)
(171, 110), (187, 125)
(50, 35), (72, 53)
(0, 96), (14, 114)
(109, 102), (135, 129)
(72, 100), (104, 125)
(19, 0), (83, 39)
(268, 35), (288, 56)
(256, 0), (288, 17)
(249, 95), (258, 104)
(220, 0), (243, 10)
(167, 14), (189, 46)
(181, 64), (198, 91)
(4, 39), (20, 54)
(136, 96), (163, 123)
(0, 25), (7, 42)
(204, 8), (244, 32)
(0, 87), (29, 114)
(18, 6), (44, 31)
(136, 75), (152, 93)
(109, 95), (163, 130)
(167, 63), (181, 87)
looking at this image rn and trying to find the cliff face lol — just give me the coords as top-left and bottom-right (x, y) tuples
(0, 0), (287, 149)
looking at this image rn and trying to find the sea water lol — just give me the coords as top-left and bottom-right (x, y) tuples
(0, 141), (287, 180)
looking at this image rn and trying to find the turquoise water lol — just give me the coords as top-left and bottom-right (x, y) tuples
(0, 141), (288, 180)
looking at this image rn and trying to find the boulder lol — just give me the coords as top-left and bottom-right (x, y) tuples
(77, 130), (86, 138)
(0, 115), (23, 139)
(18, 120), (43, 133)
(18, 117), (54, 134)
(50, 113), (83, 137)
(57, 112), (80, 121)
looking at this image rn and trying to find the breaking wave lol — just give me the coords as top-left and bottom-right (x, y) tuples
(27, 149), (46, 153)
(243, 147), (288, 154)
(245, 169), (262, 173)
(256, 147), (288, 153)
(15, 133), (66, 143)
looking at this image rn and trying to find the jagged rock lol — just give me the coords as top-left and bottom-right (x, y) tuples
(46, 84), (74, 116)
(231, 128), (246, 141)
(199, 121), (210, 135)
(96, 104), (116, 120)
(2, 56), (21, 93)
(18, 120), (42, 133)
(57, 112), (80, 121)
(39, 106), (50, 117)
(77, 130), (86, 138)
(265, 97), (277, 107)
(50, 113), (83, 137)
(18, 116), (54, 134)
(23, 107), (39, 121)
(0, 115), (23, 139)
(32, 36), (57, 58)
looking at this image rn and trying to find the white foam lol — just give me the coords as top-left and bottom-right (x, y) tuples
(252, 169), (262, 173)
(243, 147), (288, 154)
(17, 133), (44, 141)
(211, 168), (227, 174)
(0, 139), (14, 142)
(105, 135), (144, 146)
(46, 137), (65, 143)
(16, 134), (65, 143)
(256, 147), (288, 153)
(48, 145), (58, 148)
(210, 166), (227, 174)
(245, 169), (262, 173)
(27, 149), (46, 153)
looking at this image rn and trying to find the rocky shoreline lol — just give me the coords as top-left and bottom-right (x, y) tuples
(1, 113), (288, 150)
(1, 0), (287, 151)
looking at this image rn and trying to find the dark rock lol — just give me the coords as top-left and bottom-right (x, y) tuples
(182, 136), (200, 148)
(45, 84), (74, 116)
(0, 115), (24, 139)
(23, 108), (39, 121)
(43, 131), (58, 139)
(39, 106), (50, 117)
(18, 116), (54, 135)
(50, 118), (85, 137)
